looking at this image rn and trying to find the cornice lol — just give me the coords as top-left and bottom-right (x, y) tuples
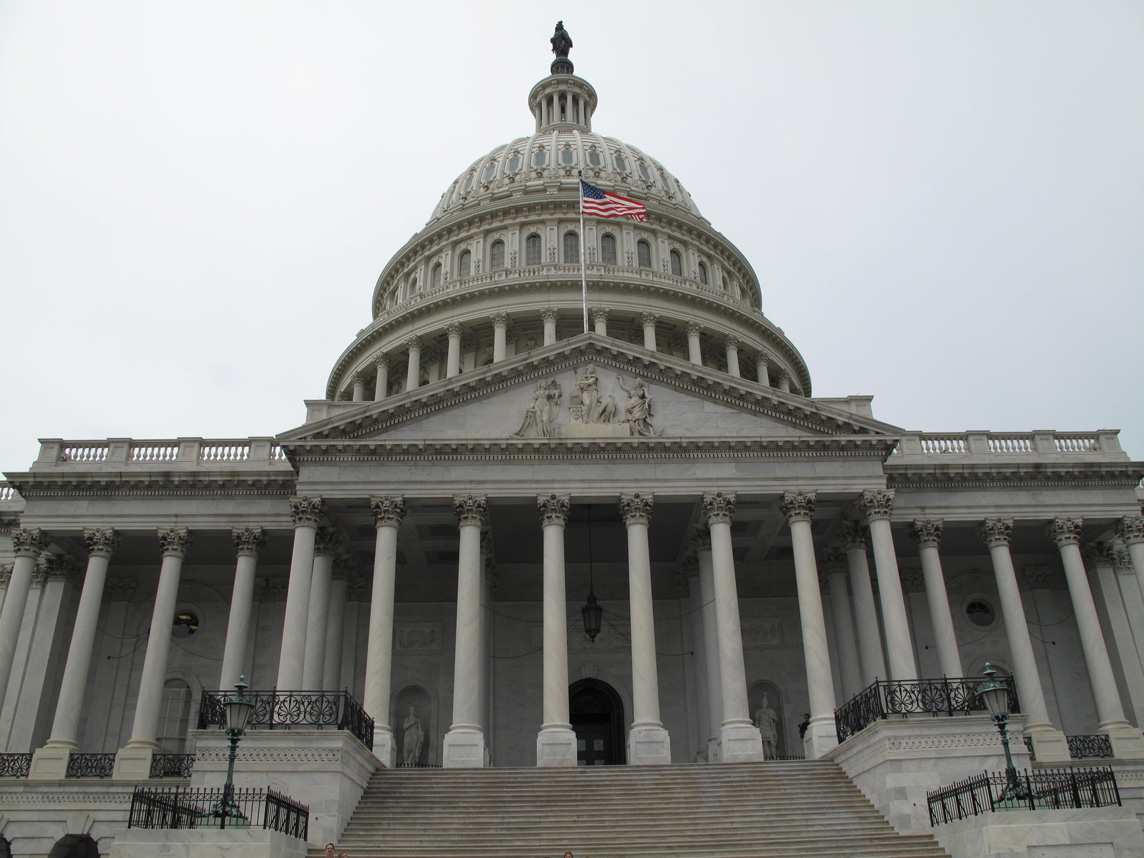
(6, 470), (298, 499)
(886, 462), (1144, 491)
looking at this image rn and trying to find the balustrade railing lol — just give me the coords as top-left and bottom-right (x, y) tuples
(928, 767), (1120, 825)
(0, 484), (18, 502)
(197, 689), (373, 750)
(0, 753), (31, 777)
(66, 752), (115, 778)
(61, 442), (110, 463)
(893, 430), (1115, 459)
(835, 676), (1018, 742)
(128, 785), (308, 838)
(150, 753), (196, 778)
(1067, 734), (1113, 759)
(130, 443), (179, 462)
(45, 438), (291, 468)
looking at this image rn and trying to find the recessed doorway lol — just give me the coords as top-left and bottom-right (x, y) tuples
(570, 678), (625, 766)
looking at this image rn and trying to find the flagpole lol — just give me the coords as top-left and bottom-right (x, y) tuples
(578, 171), (588, 334)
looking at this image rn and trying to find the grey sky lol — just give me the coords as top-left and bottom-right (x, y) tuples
(1, 1), (1141, 473)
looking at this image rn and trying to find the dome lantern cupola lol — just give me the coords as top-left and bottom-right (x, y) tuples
(528, 74), (597, 133)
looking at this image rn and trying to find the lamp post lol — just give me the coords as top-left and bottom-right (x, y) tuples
(977, 662), (1032, 802)
(212, 675), (254, 826)
(581, 505), (603, 642)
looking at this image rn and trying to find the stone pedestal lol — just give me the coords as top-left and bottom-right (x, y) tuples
(28, 743), (72, 780)
(110, 828), (309, 858)
(373, 726), (396, 769)
(718, 723), (764, 763)
(1107, 725), (1144, 760)
(628, 724), (671, 765)
(934, 806), (1144, 858)
(536, 728), (578, 767)
(443, 727), (489, 768)
(112, 744), (154, 781)
(802, 716), (839, 760)
(1026, 724), (1071, 763)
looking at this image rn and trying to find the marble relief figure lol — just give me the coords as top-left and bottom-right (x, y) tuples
(575, 365), (617, 424)
(511, 379), (563, 437)
(618, 376), (658, 436)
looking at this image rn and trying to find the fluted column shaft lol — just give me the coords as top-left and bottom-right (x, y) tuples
(912, 521), (963, 679)
(825, 561), (861, 700)
(724, 339), (741, 378)
(686, 323), (702, 365)
(777, 371), (791, 393)
(492, 314), (508, 362)
(541, 310), (557, 346)
(277, 497), (323, 689)
(622, 495), (661, 728)
(364, 496), (404, 767)
(536, 495), (577, 766)
(303, 529), (337, 690)
(374, 357), (389, 401)
(756, 354), (771, 388)
(352, 374), (366, 401)
(1050, 518), (1128, 729)
(641, 313), (658, 352)
(446, 324), (462, 378)
(696, 537), (723, 756)
(218, 528), (265, 689)
(406, 338), (422, 392)
(861, 491), (917, 681)
(323, 573), (349, 691)
(0, 528), (44, 715)
(841, 524), (887, 686)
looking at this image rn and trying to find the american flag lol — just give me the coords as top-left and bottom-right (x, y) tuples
(580, 179), (647, 222)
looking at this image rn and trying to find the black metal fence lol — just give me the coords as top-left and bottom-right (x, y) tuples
(128, 785), (308, 839)
(1068, 734), (1113, 759)
(928, 767), (1120, 826)
(150, 753), (195, 778)
(0, 753), (31, 778)
(836, 676), (1019, 742)
(66, 752), (115, 778)
(197, 689), (373, 750)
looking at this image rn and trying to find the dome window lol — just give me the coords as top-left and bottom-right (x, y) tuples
(463, 171), (474, 192)
(484, 163), (497, 182)
(588, 150), (602, 167)
(525, 234), (542, 266)
(408, 275), (419, 296)
(698, 262), (708, 285)
(637, 240), (651, 269)
(490, 240), (505, 270)
(431, 263), (442, 290)
(669, 250), (683, 277)
(507, 154), (521, 172)
(534, 150), (547, 167)
(638, 162), (651, 181)
(459, 250), (472, 279)
(614, 153), (627, 172)
(563, 232), (580, 264)
(561, 149), (575, 166)
(600, 234), (617, 266)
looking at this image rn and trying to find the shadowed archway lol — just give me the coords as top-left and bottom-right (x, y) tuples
(570, 678), (625, 765)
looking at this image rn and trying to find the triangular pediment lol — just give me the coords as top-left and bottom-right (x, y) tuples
(279, 337), (899, 455)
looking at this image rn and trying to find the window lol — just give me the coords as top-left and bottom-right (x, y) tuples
(561, 148), (575, 165)
(408, 275), (418, 295)
(638, 161), (651, 181)
(720, 273), (728, 292)
(637, 240), (651, 268)
(534, 150), (546, 167)
(484, 162), (497, 182)
(614, 153), (627, 171)
(507, 154), (520, 172)
(172, 611), (199, 638)
(458, 250), (471, 278)
(698, 262), (708, 285)
(157, 679), (192, 754)
(525, 234), (542, 266)
(490, 240), (505, 270)
(563, 232), (580, 264)
(966, 599), (997, 627)
(600, 234), (617, 265)
(669, 250), (682, 276)
(431, 263), (442, 290)
(588, 150), (601, 167)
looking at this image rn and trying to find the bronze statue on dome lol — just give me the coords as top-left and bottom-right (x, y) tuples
(551, 21), (573, 58)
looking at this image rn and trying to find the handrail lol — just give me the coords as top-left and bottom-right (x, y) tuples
(128, 785), (308, 839)
(197, 688), (374, 750)
(928, 766), (1120, 825)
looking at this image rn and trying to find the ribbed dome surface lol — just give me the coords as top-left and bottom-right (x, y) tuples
(428, 130), (704, 224)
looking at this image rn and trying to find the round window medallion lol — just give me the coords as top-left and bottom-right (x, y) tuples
(172, 611), (200, 638)
(966, 599), (995, 627)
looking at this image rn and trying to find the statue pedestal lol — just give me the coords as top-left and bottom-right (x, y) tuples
(551, 58), (573, 75)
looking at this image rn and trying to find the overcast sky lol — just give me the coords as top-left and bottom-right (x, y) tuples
(1, 1), (1141, 474)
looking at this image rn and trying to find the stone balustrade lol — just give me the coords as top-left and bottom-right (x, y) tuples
(32, 437), (292, 471)
(892, 430), (1125, 462)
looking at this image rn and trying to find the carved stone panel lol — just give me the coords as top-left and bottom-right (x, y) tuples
(395, 623), (444, 655)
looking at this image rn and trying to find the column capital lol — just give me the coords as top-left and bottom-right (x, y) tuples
(372, 352), (390, 369)
(446, 322), (464, 338)
(1024, 564), (1054, 588)
(1117, 515), (1144, 546)
(592, 307), (609, 323)
(689, 527), (712, 555)
(537, 494), (570, 526)
(756, 350), (772, 366)
(980, 518), (1014, 548)
(12, 527), (46, 558)
(620, 493), (654, 526)
(231, 527), (267, 557)
(454, 495), (488, 528)
(314, 527), (341, 557)
(702, 491), (736, 525)
(42, 554), (79, 581)
(1084, 541), (1129, 570)
(838, 520), (868, 550)
(640, 311), (658, 326)
(776, 368), (791, 384)
(858, 489), (895, 523)
(157, 527), (193, 559)
(107, 577), (137, 601)
(723, 335), (739, 350)
(540, 308), (558, 323)
(780, 490), (816, 523)
(84, 527), (120, 559)
(0, 564), (10, 587)
(686, 321), (703, 338)
(910, 519), (944, 549)
(369, 495), (407, 528)
(490, 312), (509, 328)
(404, 335), (422, 351)
(289, 496), (325, 528)
(350, 370), (367, 385)
(1047, 516), (1084, 547)
(821, 547), (847, 573)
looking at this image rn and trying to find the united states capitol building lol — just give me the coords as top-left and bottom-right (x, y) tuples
(2, 28), (1144, 858)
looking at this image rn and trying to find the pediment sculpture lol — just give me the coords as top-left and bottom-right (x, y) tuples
(511, 366), (660, 438)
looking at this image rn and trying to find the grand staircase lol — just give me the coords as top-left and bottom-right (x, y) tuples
(310, 761), (950, 858)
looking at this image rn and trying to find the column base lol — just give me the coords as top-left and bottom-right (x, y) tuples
(628, 724), (671, 765)
(442, 727), (488, 768)
(802, 716), (840, 760)
(1105, 724), (1144, 760)
(718, 722), (764, 763)
(113, 742), (156, 780)
(707, 736), (721, 763)
(373, 726), (396, 769)
(536, 727), (578, 767)
(28, 742), (75, 780)
(1026, 724), (1070, 763)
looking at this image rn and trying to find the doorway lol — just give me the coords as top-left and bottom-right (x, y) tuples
(569, 678), (625, 765)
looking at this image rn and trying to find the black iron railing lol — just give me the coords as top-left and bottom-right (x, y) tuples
(197, 689), (373, 750)
(1068, 734), (1113, 759)
(836, 676), (1019, 742)
(0, 753), (31, 778)
(150, 753), (196, 778)
(928, 766), (1120, 825)
(66, 752), (115, 778)
(128, 785), (308, 839)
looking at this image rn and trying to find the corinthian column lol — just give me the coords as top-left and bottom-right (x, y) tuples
(859, 490), (917, 681)
(621, 493), (671, 764)
(443, 495), (488, 767)
(218, 528), (266, 689)
(592, 308), (609, 336)
(724, 337), (741, 378)
(980, 518), (1069, 762)
(911, 520), (963, 680)
(406, 337), (422, 392)
(536, 494), (577, 766)
(373, 354), (390, 402)
(1118, 516), (1144, 600)
(822, 549), (861, 700)
(781, 491), (837, 757)
(0, 528), (45, 716)
(114, 528), (192, 779)
(446, 323), (463, 377)
(755, 352), (771, 388)
(703, 492), (764, 762)
(686, 322), (703, 365)
(541, 309), (558, 346)
(303, 527), (338, 690)
(491, 313), (508, 362)
(1048, 517), (1144, 758)
(364, 495), (404, 767)
(840, 522), (886, 687)
(641, 313), (658, 351)
(694, 530), (723, 761)
(277, 496), (323, 690)
(31, 529), (118, 779)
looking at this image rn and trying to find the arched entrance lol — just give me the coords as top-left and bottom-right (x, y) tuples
(569, 678), (625, 766)
(49, 835), (100, 858)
